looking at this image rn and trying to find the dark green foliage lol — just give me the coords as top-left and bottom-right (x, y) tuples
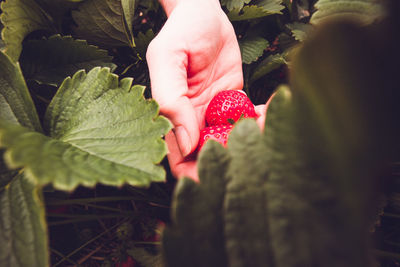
(71, 0), (135, 48)
(20, 35), (116, 86)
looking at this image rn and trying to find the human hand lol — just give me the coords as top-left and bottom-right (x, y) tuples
(147, 0), (244, 180)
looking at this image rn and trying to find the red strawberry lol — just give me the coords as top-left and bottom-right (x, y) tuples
(198, 125), (233, 151)
(205, 90), (256, 126)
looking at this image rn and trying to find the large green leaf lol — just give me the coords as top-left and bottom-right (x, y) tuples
(72, 0), (135, 48)
(0, 174), (49, 267)
(0, 0), (55, 61)
(20, 34), (116, 86)
(0, 50), (42, 131)
(162, 141), (230, 267)
(239, 36), (269, 64)
(310, 0), (386, 25)
(0, 67), (171, 191)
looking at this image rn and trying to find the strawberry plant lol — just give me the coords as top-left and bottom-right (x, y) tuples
(0, 0), (399, 266)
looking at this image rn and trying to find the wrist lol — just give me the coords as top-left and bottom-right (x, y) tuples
(159, 0), (220, 17)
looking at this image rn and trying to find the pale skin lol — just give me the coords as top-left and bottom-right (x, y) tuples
(147, 0), (267, 181)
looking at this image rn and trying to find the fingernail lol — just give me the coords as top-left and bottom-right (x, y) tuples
(174, 126), (192, 157)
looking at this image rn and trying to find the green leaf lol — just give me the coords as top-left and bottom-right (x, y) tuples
(121, 0), (136, 47)
(0, 67), (171, 191)
(250, 53), (287, 83)
(220, 0), (251, 11)
(286, 22), (314, 42)
(0, 50), (42, 132)
(20, 34), (116, 87)
(0, 0), (55, 61)
(239, 36), (269, 64)
(0, 174), (49, 267)
(162, 141), (230, 267)
(264, 84), (373, 267)
(223, 119), (274, 267)
(34, 0), (82, 29)
(310, 0), (386, 25)
(72, 0), (135, 48)
(263, 86), (323, 267)
(228, 3), (283, 21)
